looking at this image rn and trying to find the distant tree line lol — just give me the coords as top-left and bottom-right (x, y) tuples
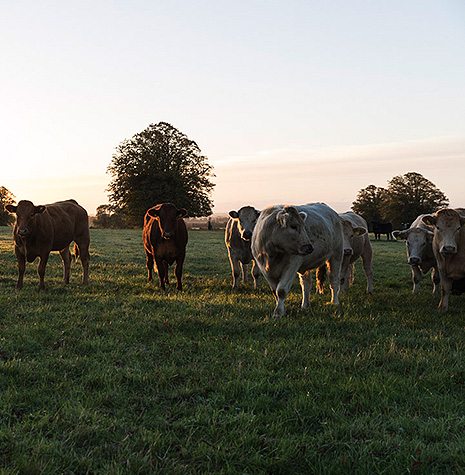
(352, 172), (448, 229)
(0, 186), (15, 226)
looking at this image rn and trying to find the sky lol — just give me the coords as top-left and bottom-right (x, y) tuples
(2, 0), (465, 215)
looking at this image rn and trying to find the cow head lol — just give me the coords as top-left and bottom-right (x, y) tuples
(6, 200), (46, 237)
(229, 206), (260, 241)
(147, 203), (187, 239)
(341, 219), (366, 256)
(274, 206), (314, 256)
(392, 227), (434, 265)
(422, 209), (465, 255)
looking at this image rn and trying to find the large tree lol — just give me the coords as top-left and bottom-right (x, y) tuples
(381, 172), (448, 227)
(351, 184), (387, 227)
(107, 122), (215, 226)
(0, 186), (15, 226)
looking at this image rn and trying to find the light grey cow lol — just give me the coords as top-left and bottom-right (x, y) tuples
(251, 203), (343, 318)
(225, 206), (260, 290)
(392, 214), (439, 294)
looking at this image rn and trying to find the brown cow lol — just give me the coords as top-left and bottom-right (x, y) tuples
(225, 206), (260, 290)
(6, 199), (90, 290)
(422, 209), (465, 311)
(143, 203), (188, 291)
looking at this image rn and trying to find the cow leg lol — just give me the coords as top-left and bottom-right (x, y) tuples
(411, 265), (422, 294)
(163, 261), (170, 286)
(229, 256), (241, 290)
(75, 241), (90, 286)
(361, 251), (374, 294)
(316, 265), (326, 295)
(59, 247), (72, 284)
(251, 259), (260, 289)
(274, 266), (299, 318)
(154, 257), (166, 290)
(431, 266), (440, 294)
(327, 255), (342, 304)
(15, 247), (26, 290)
(439, 277), (453, 311)
(37, 254), (50, 291)
(299, 271), (312, 310)
(174, 257), (185, 291)
(145, 251), (154, 282)
(241, 262), (248, 284)
(339, 257), (350, 295)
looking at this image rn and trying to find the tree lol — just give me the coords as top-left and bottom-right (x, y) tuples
(93, 204), (127, 229)
(381, 172), (448, 227)
(0, 186), (15, 226)
(351, 185), (387, 227)
(107, 122), (215, 226)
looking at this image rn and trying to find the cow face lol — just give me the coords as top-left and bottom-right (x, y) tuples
(341, 220), (366, 256)
(147, 203), (187, 239)
(274, 206), (314, 256)
(6, 200), (46, 237)
(393, 228), (434, 265)
(229, 206), (260, 241)
(422, 209), (465, 255)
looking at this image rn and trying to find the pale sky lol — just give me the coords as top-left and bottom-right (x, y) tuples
(2, 0), (465, 215)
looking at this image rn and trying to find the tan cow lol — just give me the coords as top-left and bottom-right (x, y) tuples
(251, 203), (343, 318)
(392, 214), (439, 294)
(339, 212), (374, 294)
(6, 199), (90, 290)
(422, 209), (465, 311)
(225, 206), (260, 290)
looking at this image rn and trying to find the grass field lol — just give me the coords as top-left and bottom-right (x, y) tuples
(1, 226), (465, 474)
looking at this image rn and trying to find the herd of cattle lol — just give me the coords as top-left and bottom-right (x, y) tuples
(5, 199), (465, 315)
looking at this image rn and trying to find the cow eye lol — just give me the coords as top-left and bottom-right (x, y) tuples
(30, 213), (34, 218)
(291, 224), (298, 230)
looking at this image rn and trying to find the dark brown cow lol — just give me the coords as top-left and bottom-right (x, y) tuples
(143, 203), (188, 291)
(6, 199), (90, 290)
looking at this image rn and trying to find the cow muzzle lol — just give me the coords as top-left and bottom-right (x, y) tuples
(440, 245), (457, 255)
(241, 230), (252, 241)
(17, 228), (29, 237)
(162, 232), (174, 239)
(344, 248), (353, 256)
(408, 256), (422, 265)
(299, 244), (314, 256)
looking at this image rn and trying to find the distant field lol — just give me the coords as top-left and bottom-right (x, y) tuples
(1, 227), (465, 473)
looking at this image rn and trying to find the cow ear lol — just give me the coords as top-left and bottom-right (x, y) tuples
(147, 208), (159, 219)
(299, 211), (307, 222)
(177, 208), (188, 218)
(5, 204), (17, 214)
(392, 230), (408, 241)
(35, 206), (46, 214)
(229, 211), (239, 219)
(421, 215), (436, 227)
(354, 226), (366, 236)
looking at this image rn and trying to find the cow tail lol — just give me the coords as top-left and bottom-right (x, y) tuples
(74, 243), (80, 262)
(316, 264), (327, 294)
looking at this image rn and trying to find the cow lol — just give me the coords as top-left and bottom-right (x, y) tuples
(392, 214), (439, 294)
(143, 203), (188, 291)
(225, 206), (260, 290)
(338, 212), (374, 294)
(421, 209), (465, 311)
(5, 199), (90, 291)
(372, 221), (393, 240)
(251, 203), (343, 318)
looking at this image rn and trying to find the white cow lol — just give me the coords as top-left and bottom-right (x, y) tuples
(225, 206), (260, 290)
(392, 214), (439, 294)
(339, 212), (374, 294)
(251, 203), (343, 318)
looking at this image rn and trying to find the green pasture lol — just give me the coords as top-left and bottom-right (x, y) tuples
(1, 227), (465, 474)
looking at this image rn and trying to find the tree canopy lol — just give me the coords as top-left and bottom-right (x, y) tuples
(107, 122), (215, 226)
(0, 186), (16, 226)
(352, 172), (449, 228)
